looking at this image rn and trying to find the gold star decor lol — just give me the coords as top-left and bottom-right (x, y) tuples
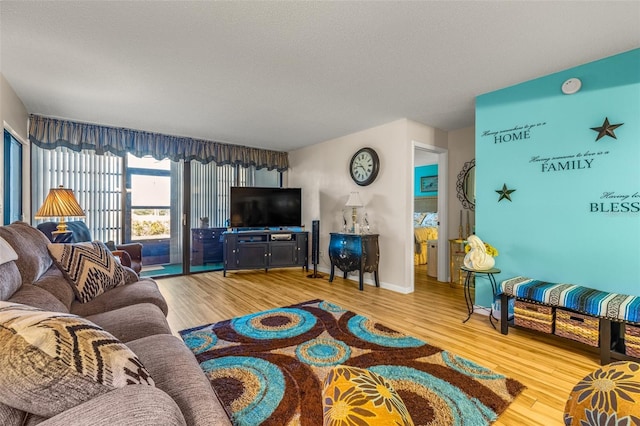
(590, 117), (623, 141)
(496, 184), (516, 202)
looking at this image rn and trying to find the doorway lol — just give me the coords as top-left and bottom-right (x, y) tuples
(3, 130), (23, 225)
(411, 142), (448, 290)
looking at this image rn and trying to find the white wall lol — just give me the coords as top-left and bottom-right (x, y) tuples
(1, 73), (30, 223)
(288, 118), (445, 293)
(447, 126), (475, 240)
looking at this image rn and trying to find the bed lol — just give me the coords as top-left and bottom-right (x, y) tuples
(414, 196), (439, 266)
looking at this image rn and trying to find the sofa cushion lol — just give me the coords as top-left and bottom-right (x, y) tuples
(322, 365), (414, 426)
(7, 285), (69, 313)
(70, 278), (169, 317)
(48, 241), (126, 303)
(0, 261), (21, 301)
(126, 334), (232, 426)
(22, 386), (187, 426)
(0, 402), (25, 426)
(86, 303), (171, 343)
(31, 266), (75, 311)
(0, 222), (53, 285)
(0, 301), (154, 417)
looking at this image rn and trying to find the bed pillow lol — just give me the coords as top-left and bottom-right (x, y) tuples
(322, 365), (414, 426)
(48, 241), (126, 303)
(413, 213), (427, 227)
(0, 301), (154, 417)
(421, 212), (438, 227)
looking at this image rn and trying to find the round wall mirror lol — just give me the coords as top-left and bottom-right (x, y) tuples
(456, 159), (475, 210)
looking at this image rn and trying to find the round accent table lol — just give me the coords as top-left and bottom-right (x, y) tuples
(461, 266), (500, 329)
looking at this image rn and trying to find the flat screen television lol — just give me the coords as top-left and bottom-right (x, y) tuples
(230, 187), (302, 229)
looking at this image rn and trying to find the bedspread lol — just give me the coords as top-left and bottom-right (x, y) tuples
(414, 226), (438, 265)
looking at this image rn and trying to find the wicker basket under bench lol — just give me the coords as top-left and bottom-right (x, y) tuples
(500, 277), (640, 365)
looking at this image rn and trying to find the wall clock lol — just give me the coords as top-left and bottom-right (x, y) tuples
(349, 147), (380, 186)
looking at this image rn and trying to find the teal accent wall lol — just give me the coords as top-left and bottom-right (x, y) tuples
(415, 164), (438, 197)
(475, 48), (640, 307)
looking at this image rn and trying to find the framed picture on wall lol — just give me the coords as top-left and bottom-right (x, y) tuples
(420, 175), (438, 192)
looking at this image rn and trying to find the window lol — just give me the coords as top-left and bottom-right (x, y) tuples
(31, 145), (122, 242)
(32, 145), (281, 276)
(128, 155), (172, 241)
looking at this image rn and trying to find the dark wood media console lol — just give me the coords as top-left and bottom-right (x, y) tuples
(223, 230), (308, 276)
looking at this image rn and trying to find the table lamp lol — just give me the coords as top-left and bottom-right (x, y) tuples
(35, 185), (86, 235)
(344, 192), (364, 233)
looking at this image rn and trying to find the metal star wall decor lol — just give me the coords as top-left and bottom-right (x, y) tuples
(590, 117), (623, 141)
(496, 184), (516, 202)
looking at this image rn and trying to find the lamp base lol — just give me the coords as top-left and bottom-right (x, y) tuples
(54, 220), (68, 234)
(52, 219), (73, 238)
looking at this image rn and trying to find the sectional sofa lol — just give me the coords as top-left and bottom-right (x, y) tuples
(0, 221), (231, 426)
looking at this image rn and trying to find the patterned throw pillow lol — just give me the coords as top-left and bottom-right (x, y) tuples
(322, 365), (414, 426)
(564, 361), (640, 426)
(0, 301), (154, 417)
(48, 241), (126, 303)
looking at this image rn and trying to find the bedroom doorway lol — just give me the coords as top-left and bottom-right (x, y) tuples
(412, 143), (448, 289)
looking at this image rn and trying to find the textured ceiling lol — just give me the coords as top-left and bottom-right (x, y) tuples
(1, 1), (639, 151)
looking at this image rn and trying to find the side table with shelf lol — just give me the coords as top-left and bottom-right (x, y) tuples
(461, 266), (500, 329)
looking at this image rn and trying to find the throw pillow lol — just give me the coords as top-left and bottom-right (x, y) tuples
(0, 236), (18, 265)
(48, 241), (126, 303)
(564, 361), (640, 425)
(0, 301), (154, 417)
(322, 365), (414, 426)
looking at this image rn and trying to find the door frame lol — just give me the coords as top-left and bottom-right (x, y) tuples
(3, 128), (25, 225)
(411, 141), (448, 288)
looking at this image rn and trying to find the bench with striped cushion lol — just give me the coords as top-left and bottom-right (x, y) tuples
(500, 277), (640, 364)
(501, 276), (640, 323)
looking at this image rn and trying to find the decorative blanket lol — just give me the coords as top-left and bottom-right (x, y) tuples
(501, 277), (640, 323)
(180, 299), (525, 426)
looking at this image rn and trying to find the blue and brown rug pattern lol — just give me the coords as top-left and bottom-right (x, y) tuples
(179, 299), (524, 425)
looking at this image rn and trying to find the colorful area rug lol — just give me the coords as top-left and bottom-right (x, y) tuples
(179, 299), (524, 425)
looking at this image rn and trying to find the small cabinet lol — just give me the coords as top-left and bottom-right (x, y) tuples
(191, 228), (225, 266)
(235, 242), (269, 269)
(223, 231), (308, 276)
(328, 233), (380, 291)
(270, 242), (298, 267)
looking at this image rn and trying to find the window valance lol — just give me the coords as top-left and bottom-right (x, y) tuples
(28, 115), (289, 171)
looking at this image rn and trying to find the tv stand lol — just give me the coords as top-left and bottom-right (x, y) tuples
(223, 230), (308, 276)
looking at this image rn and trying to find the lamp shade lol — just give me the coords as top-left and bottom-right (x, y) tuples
(344, 192), (363, 208)
(35, 186), (85, 219)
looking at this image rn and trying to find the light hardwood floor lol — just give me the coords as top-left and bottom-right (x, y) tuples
(156, 265), (599, 426)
